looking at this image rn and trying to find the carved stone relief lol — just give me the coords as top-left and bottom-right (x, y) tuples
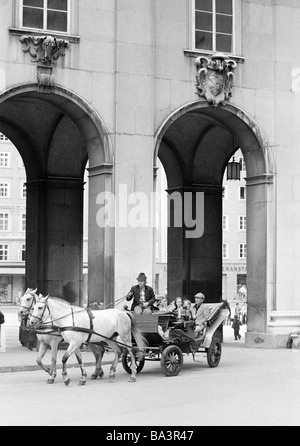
(195, 53), (237, 107)
(20, 35), (70, 94)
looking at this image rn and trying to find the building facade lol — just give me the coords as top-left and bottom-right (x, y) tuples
(0, 0), (299, 347)
(0, 133), (26, 303)
(222, 150), (247, 303)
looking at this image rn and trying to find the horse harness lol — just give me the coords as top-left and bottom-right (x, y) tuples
(31, 303), (143, 354)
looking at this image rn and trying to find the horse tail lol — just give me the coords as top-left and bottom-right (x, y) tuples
(126, 312), (148, 359)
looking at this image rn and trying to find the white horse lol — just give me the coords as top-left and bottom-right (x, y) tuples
(18, 289), (63, 384)
(19, 290), (106, 384)
(29, 296), (147, 386)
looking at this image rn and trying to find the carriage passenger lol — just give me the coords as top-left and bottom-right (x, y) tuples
(182, 299), (193, 321)
(157, 297), (169, 313)
(193, 292), (210, 338)
(172, 297), (184, 319)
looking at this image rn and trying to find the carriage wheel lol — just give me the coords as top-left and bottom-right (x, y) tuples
(121, 350), (145, 375)
(206, 337), (222, 368)
(160, 345), (183, 377)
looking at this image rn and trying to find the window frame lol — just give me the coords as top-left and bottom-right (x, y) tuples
(238, 243), (247, 259)
(0, 244), (9, 262)
(239, 186), (246, 201)
(0, 152), (11, 168)
(0, 212), (10, 232)
(20, 213), (26, 232)
(20, 244), (26, 262)
(238, 156), (246, 172)
(20, 180), (27, 199)
(0, 133), (9, 141)
(20, 0), (71, 35)
(223, 243), (229, 259)
(238, 215), (246, 231)
(186, 0), (243, 60)
(193, 0), (235, 54)
(0, 180), (10, 198)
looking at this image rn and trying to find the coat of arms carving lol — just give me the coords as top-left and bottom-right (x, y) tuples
(195, 53), (237, 107)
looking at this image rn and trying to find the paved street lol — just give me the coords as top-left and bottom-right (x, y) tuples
(1, 306), (300, 426)
(1, 340), (300, 427)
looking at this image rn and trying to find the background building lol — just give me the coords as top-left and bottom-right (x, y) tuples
(0, 133), (26, 303)
(222, 149), (247, 303)
(0, 134), (90, 305)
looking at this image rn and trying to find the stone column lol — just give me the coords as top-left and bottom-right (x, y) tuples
(245, 174), (275, 345)
(26, 177), (85, 305)
(26, 180), (46, 294)
(167, 187), (184, 301)
(87, 164), (114, 309)
(167, 185), (223, 303)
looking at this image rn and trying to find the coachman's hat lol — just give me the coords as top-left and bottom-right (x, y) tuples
(137, 273), (147, 282)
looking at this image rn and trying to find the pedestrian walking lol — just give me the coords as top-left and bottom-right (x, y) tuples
(232, 315), (242, 340)
(242, 302), (247, 325)
(235, 302), (242, 322)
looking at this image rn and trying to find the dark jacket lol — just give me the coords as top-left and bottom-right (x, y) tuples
(232, 318), (241, 329)
(126, 285), (156, 311)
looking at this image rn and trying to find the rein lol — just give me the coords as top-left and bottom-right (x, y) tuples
(104, 294), (127, 309)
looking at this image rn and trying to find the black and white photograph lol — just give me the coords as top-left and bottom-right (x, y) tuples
(0, 0), (300, 429)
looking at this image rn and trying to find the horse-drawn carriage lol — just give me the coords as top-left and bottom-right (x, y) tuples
(122, 304), (228, 377)
(19, 289), (228, 385)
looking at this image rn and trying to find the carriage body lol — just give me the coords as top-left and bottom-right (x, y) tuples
(122, 304), (229, 376)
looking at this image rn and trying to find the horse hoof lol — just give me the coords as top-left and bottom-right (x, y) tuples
(64, 378), (71, 387)
(91, 374), (98, 380)
(47, 379), (55, 384)
(129, 377), (136, 383)
(78, 381), (86, 387)
(99, 371), (104, 379)
(109, 377), (115, 383)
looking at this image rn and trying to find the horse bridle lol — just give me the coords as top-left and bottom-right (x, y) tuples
(29, 298), (86, 329)
(29, 297), (52, 327)
(19, 292), (38, 317)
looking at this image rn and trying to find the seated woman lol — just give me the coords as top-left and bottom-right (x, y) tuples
(157, 296), (169, 313)
(182, 299), (193, 321)
(172, 297), (184, 319)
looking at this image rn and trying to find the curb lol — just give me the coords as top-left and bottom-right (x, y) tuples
(0, 359), (114, 374)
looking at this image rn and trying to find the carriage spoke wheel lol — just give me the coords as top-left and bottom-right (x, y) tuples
(206, 337), (222, 368)
(121, 350), (145, 375)
(161, 345), (183, 376)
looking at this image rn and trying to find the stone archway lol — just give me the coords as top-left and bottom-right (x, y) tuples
(0, 84), (114, 306)
(154, 101), (275, 335)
